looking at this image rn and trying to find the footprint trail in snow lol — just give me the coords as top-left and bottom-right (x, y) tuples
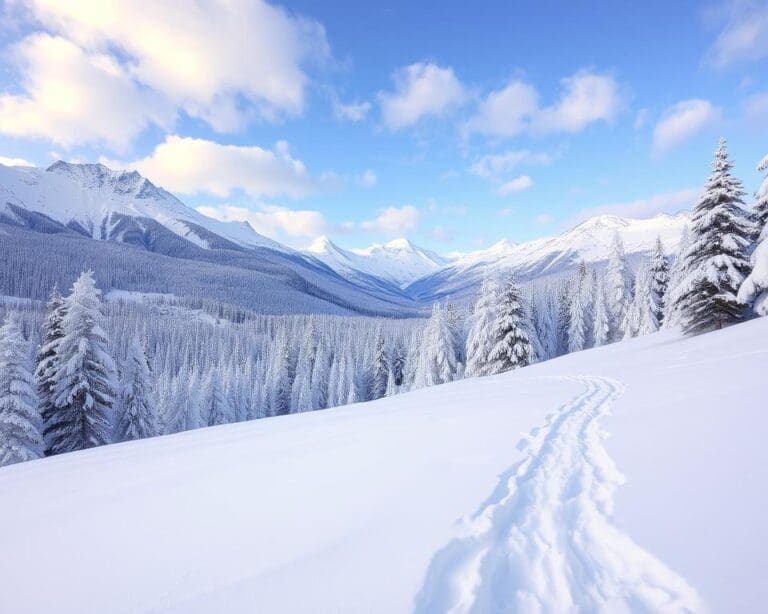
(414, 375), (705, 614)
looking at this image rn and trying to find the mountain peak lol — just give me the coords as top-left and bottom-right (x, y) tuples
(307, 235), (341, 254)
(383, 238), (416, 251)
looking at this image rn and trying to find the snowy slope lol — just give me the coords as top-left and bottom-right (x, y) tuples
(0, 161), (285, 251)
(307, 236), (447, 287)
(407, 213), (690, 301)
(1, 317), (765, 613)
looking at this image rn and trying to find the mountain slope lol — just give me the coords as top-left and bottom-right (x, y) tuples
(407, 213), (689, 302)
(1, 317), (764, 613)
(0, 161), (285, 250)
(0, 161), (421, 316)
(306, 236), (447, 288)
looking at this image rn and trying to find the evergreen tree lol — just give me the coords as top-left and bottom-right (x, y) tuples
(310, 342), (330, 410)
(649, 237), (670, 327)
(465, 275), (500, 377)
(592, 277), (611, 347)
(487, 275), (534, 373)
(390, 339), (406, 387)
(202, 370), (229, 426)
(46, 271), (117, 455)
(664, 225), (691, 328)
(533, 291), (558, 360)
(738, 152), (768, 315)
(370, 329), (388, 400)
(568, 263), (590, 352)
(606, 233), (632, 340)
(116, 335), (156, 441)
(556, 282), (571, 356)
(415, 303), (459, 387)
(34, 286), (65, 452)
(672, 139), (755, 334)
(0, 314), (44, 466)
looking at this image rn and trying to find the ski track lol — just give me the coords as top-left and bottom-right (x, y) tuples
(414, 375), (705, 614)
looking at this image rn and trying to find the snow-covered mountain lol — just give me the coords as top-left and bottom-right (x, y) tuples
(306, 236), (447, 287)
(0, 161), (285, 251)
(0, 161), (423, 316)
(406, 213), (690, 302)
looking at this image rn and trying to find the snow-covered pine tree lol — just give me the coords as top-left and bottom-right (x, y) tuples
(370, 329), (388, 400)
(34, 286), (65, 453)
(636, 262), (662, 336)
(568, 262), (590, 352)
(415, 303), (459, 387)
(556, 281), (571, 356)
(606, 233), (632, 341)
(664, 225), (691, 328)
(672, 139), (755, 334)
(0, 314), (44, 466)
(465, 275), (500, 377)
(738, 152), (768, 315)
(46, 271), (117, 455)
(310, 341), (330, 410)
(649, 237), (670, 327)
(202, 369), (230, 426)
(390, 339), (406, 387)
(592, 277), (611, 347)
(268, 330), (292, 416)
(116, 335), (156, 441)
(487, 275), (534, 373)
(533, 290), (558, 360)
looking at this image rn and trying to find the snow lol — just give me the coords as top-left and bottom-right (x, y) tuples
(307, 236), (447, 287)
(0, 161), (285, 252)
(1, 317), (766, 612)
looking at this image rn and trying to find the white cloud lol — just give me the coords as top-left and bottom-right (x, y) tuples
(469, 149), (553, 179)
(466, 70), (621, 138)
(379, 62), (467, 129)
(0, 155), (35, 167)
(495, 175), (533, 195)
(573, 187), (700, 222)
(197, 203), (327, 240)
(652, 99), (721, 154)
(334, 99), (371, 122)
(3, 0), (328, 146)
(105, 135), (331, 199)
(465, 81), (538, 138)
(359, 205), (420, 234)
(535, 213), (554, 224)
(0, 33), (172, 150)
(357, 169), (377, 187)
(707, 0), (768, 67)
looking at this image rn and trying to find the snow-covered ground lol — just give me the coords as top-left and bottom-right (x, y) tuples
(1, 318), (766, 613)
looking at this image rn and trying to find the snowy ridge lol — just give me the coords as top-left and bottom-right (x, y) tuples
(0, 161), (285, 251)
(415, 375), (703, 613)
(307, 236), (447, 287)
(407, 213), (690, 301)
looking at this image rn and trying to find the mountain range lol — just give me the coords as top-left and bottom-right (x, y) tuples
(0, 160), (690, 313)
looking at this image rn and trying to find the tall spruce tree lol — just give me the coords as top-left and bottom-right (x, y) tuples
(34, 286), (65, 453)
(649, 237), (670, 327)
(738, 152), (768, 315)
(465, 275), (500, 377)
(664, 225), (691, 328)
(47, 271), (117, 455)
(606, 233), (632, 341)
(487, 275), (534, 373)
(0, 314), (44, 466)
(116, 335), (156, 441)
(415, 303), (459, 387)
(672, 139), (755, 334)
(568, 262), (590, 352)
(592, 277), (611, 347)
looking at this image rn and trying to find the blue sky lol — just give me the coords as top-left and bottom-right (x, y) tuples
(0, 0), (767, 251)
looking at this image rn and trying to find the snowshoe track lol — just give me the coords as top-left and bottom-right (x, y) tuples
(414, 375), (705, 614)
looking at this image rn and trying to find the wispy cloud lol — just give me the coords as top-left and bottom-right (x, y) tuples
(652, 99), (720, 154)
